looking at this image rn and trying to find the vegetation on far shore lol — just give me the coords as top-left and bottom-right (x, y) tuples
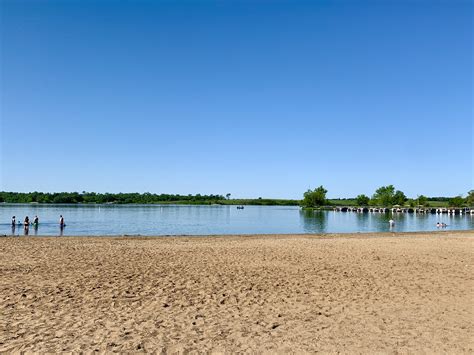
(0, 188), (472, 208)
(302, 185), (473, 209)
(0, 191), (299, 206)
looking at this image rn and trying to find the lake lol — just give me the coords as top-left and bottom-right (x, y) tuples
(1, 204), (473, 236)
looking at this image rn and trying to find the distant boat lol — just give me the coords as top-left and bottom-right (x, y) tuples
(237, 206), (244, 210)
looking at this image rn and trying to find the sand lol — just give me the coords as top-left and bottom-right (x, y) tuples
(0, 231), (473, 353)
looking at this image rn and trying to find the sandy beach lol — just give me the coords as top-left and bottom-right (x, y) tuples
(0, 231), (473, 353)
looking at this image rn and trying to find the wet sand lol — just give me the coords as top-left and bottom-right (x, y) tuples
(1, 231), (473, 353)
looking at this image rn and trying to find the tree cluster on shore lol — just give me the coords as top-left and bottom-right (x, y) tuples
(0, 191), (300, 206)
(302, 186), (474, 209)
(0, 192), (225, 204)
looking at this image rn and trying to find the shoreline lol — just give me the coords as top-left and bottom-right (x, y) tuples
(3, 228), (474, 239)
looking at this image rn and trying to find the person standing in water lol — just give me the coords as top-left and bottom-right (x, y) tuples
(24, 216), (30, 235)
(32, 216), (39, 235)
(59, 215), (65, 236)
(11, 216), (16, 235)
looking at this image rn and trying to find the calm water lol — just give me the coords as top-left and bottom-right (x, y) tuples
(1, 204), (473, 236)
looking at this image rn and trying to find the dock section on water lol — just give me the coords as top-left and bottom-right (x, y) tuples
(333, 207), (473, 215)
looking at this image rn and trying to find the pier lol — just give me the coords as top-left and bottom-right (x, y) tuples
(333, 207), (473, 215)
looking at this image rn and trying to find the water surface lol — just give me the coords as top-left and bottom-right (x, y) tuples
(1, 204), (472, 236)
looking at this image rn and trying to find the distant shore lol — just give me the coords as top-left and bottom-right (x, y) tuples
(0, 192), (465, 207)
(1, 231), (472, 353)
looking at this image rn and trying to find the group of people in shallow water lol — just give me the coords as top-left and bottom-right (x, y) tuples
(12, 215), (40, 227)
(11, 215), (65, 235)
(388, 219), (448, 228)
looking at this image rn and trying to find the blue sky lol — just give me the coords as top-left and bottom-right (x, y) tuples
(0, 0), (472, 199)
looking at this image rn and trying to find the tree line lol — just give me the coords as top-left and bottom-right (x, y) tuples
(1, 189), (472, 207)
(302, 186), (474, 208)
(0, 191), (301, 206)
(0, 192), (225, 204)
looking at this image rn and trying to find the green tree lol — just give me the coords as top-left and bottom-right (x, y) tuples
(417, 195), (428, 206)
(467, 190), (474, 206)
(226, 193), (231, 200)
(393, 190), (407, 206)
(372, 185), (396, 206)
(355, 194), (370, 206)
(449, 196), (465, 207)
(302, 186), (328, 208)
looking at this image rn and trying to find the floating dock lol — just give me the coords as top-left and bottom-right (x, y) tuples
(333, 207), (473, 215)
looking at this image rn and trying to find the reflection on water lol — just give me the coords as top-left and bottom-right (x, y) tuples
(0, 204), (473, 236)
(300, 209), (327, 233)
(355, 212), (368, 230)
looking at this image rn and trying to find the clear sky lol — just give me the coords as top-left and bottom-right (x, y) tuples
(0, 0), (472, 199)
